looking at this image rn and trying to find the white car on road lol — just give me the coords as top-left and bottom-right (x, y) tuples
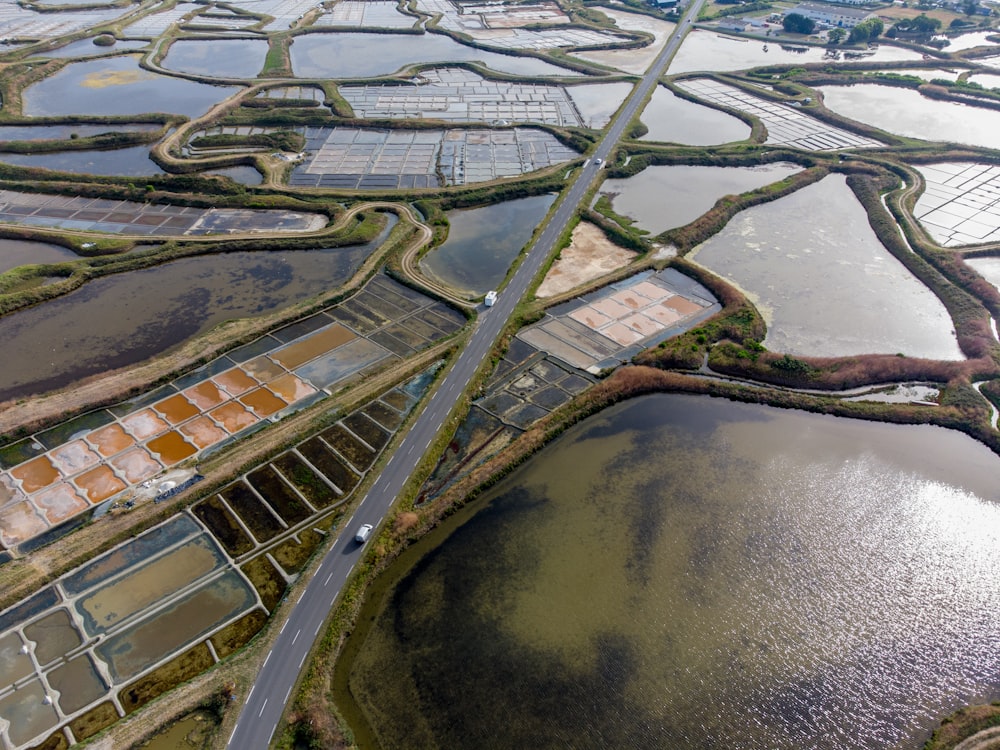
(355, 524), (373, 543)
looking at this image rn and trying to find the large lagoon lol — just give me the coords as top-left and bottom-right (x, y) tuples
(344, 393), (1000, 750)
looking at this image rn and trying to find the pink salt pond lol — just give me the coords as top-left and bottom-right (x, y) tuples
(86, 423), (135, 457)
(0, 502), (48, 547)
(213, 368), (259, 397)
(50, 440), (101, 476)
(179, 416), (228, 450)
(0, 475), (25, 507)
(266, 373), (317, 403)
(110, 448), (162, 484)
(209, 402), (260, 434)
(11, 456), (61, 494)
(183, 381), (229, 411)
(33, 483), (88, 524)
(121, 410), (169, 441)
(74, 466), (126, 504)
(146, 432), (197, 466)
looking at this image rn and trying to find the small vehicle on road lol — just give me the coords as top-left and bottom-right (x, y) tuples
(355, 523), (373, 544)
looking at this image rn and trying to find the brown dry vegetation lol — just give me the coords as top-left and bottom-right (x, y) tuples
(924, 704), (1000, 750)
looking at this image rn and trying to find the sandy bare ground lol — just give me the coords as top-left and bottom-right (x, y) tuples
(536, 221), (636, 298)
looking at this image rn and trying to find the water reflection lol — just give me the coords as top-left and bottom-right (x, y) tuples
(22, 56), (239, 118)
(690, 174), (962, 359)
(818, 84), (1000, 150)
(420, 194), (555, 296)
(0, 145), (163, 176)
(0, 218), (396, 401)
(346, 393), (1000, 750)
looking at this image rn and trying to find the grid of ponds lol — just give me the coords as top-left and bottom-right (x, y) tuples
(0, 4), (128, 39)
(676, 79), (883, 151)
(340, 68), (582, 125)
(0, 190), (324, 237)
(0, 276), (464, 552)
(913, 162), (1000, 247)
(416, 0), (622, 49)
(518, 268), (720, 373)
(290, 126), (578, 189)
(315, 1), (415, 28)
(0, 365), (436, 750)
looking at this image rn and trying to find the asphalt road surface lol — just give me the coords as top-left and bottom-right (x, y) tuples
(226, 4), (705, 746)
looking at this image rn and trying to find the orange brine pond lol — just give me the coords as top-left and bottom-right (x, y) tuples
(0, 502), (47, 547)
(109, 447), (162, 484)
(49, 440), (101, 476)
(179, 416), (228, 450)
(146, 432), (197, 466)
(213, 368), (259, 397)
(242, 355), (285, 382)
(183, 381), (229, 411)
(239, 388), (287, 418)
(85, 423), (134, 457)
(74, 466), (126, 504)
(33, 483), (88, 524)
(153, 394), (201, 424)
(266, 373), (317, 403)
(11, 456), (61, 494)
(209, 402), (259, 434)
(269, 323), (356, 369)
(121, 409), (169, 441)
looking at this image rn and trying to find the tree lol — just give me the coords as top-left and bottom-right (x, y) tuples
(848, 17), (883, 43)
(827, 27), (847, 43)
(783, 12), (816, 34)
(888, 13), (941, 34)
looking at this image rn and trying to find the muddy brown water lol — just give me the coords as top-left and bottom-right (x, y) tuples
(0, 238), (78, 274)
(0, 227), (391, 402)
(341, 393), (1000, 750)
(76, 535), (225, 635)
(96, 570), (256, 682)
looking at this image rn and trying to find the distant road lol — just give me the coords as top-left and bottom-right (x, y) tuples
(226, 3), (705, 746)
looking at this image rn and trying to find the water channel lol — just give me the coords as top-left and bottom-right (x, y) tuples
(0, 217), (396, 402)
(341, 393), (1000, 750)
(0, 144), (163, 176)
(0, 239), (78, 275)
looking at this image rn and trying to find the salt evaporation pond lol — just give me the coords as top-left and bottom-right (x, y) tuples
(22, 56), (239, 118)
(0, 123), (160, 141)
(36, 37), (148, 58)
(818, 84), (1000, 150)
(966, 257), (1000, 293)
(0, 218), (396, 402)
(0, 145), (163, 176)
(420, 194), (555, 296)
(289, 31), (581, 79)
(668, 31), (921, 74)
(571, 7), (676, 74)
(160, 39), (270, 79)
(639, 86), (750, 144)
(936, 30), (999, 51)
(690, 174), (962, 359)
(343, 392), (1000, 750)
(598, 162), (802, 235)
(0, 239), (77, 274)
(204, 165), (264, 185)
(567, 82), (633, 128)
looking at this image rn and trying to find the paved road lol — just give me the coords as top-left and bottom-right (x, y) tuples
(226, 5), (704, 747)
